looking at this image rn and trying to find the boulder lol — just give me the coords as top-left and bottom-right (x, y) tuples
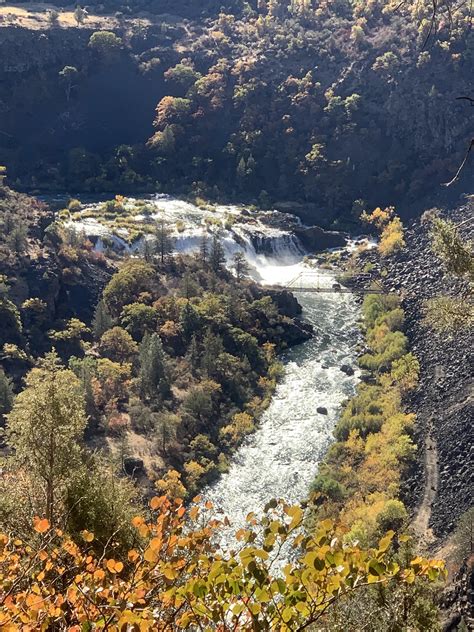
(294, 225), (346, 252)
(317, 407), (328, 415)
(340, 364), (355, 376)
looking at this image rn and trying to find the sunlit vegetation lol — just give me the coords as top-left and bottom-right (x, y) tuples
(311, 293), (420, 545)
(0, 188), (306, 506)
(361, 207), (406, 257)
(423, 216), (473, 333)
(0, 494), (445, 630)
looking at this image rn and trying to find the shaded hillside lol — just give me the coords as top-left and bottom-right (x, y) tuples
(0, 2), (473, 225)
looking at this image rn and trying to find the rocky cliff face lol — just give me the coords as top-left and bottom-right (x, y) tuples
(0, 24), (182, 188)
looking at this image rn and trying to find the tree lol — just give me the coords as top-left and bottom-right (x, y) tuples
(209, 231), (226, 274)
(120, 303), (158, 340)
(430, 217), (473, 278)
(164, 62), (202, 91)
(200, 329), (224, 377)
(99, 326), (138, 363)
(452, 507), (474, 565)
(187, 334), (201, 373)
(233, 250), (249, 280)
(47, 9), (60, 26)
(139, 332), (170, 401)
(154, 411), (180, 453)
(88, 31), (122, 58)
(154, 96), (192, 129)
(179, 301), (201, 342)
(103, 260), (155, 316)
(199, 231), (209, 265)
(154, 219), (175, 264)
(6, 352), (87, 524)
(65, 457), (137, 553)
(0, 368), (13, 420)
(92, 299), (113, 339)
(182, 380), (221, 432)
(424, 217), (473, 333)
(59, 65), (78, 101)
(7, 224), (28, 255)
(0, 165), (6, 187)
(0, 496), (445, 629)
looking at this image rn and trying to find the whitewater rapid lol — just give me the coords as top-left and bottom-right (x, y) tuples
(62, 194), (363, 535)
(202, 262), (361, 537)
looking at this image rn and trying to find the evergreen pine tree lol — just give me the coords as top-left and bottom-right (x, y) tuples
(199, 231), (209, 266)
(139, 333), (170, 401)
(141, 237), (155, 263)
(92, 300), (113, 340)
(210, 232), (226, 274)
(187, 334), (201, 375)
(233, 251), (249, 280)
(154, 220), (175, 264)
(201, 329), (224, 377)
(179, 302), (201, 342)
(0, 368), (13, 419)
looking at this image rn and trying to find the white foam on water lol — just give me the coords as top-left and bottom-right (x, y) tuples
(65, 195), (360, 547)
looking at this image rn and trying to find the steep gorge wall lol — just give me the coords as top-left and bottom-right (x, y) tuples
(0, 25), (177, 187)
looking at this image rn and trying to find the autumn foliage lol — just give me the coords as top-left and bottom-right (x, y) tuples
(0, 496), (445, 631)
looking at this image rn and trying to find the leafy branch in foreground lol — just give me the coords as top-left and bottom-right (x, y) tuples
(0, 496), (445, 630)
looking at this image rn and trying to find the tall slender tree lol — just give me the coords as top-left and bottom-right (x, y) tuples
(210, 232), (226, 274)
(139, 333), (170, 401)
(92, 299), (113, 340)
(154, 220), (175, 264)
(6, 352), (87, 524)
(0, 368), (13, 420)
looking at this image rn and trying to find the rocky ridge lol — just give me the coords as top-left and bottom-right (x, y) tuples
(352, 202), (473, 540)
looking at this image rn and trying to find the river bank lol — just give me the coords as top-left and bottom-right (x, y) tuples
(202, 286), (361, 540)
(350, 204), (473, 544)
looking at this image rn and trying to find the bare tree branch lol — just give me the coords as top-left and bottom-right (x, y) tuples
(442, 139), (474, 186)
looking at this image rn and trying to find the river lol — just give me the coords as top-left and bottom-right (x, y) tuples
(64, 194), (363, 538)
(202, 264), (361, 539)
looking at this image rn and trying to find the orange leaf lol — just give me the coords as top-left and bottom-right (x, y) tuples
(149, 537), (162, 551)
(106, 559), (118, 573)
(128, 549), (139, 562)
(150, 497), (162, 510)
(33, 517), (50, 534)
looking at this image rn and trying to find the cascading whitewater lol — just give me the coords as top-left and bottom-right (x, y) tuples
(65, 195), (362, 545)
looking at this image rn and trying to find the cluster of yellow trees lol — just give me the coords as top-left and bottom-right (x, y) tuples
(312, 293), (420, 544)
(361, 207), (405, 257)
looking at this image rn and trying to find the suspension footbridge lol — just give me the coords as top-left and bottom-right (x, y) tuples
(271, 271), (387, 295)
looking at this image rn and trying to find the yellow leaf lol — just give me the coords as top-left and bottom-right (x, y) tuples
(144, 547), (159, 563)
(81, 530), (94, 543)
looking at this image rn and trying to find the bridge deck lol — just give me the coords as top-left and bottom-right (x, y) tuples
(272, 286), (386, 294)
(279, 287), (385, 294)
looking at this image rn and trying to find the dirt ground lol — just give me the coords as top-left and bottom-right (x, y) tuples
(0, 3), (153, 29)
